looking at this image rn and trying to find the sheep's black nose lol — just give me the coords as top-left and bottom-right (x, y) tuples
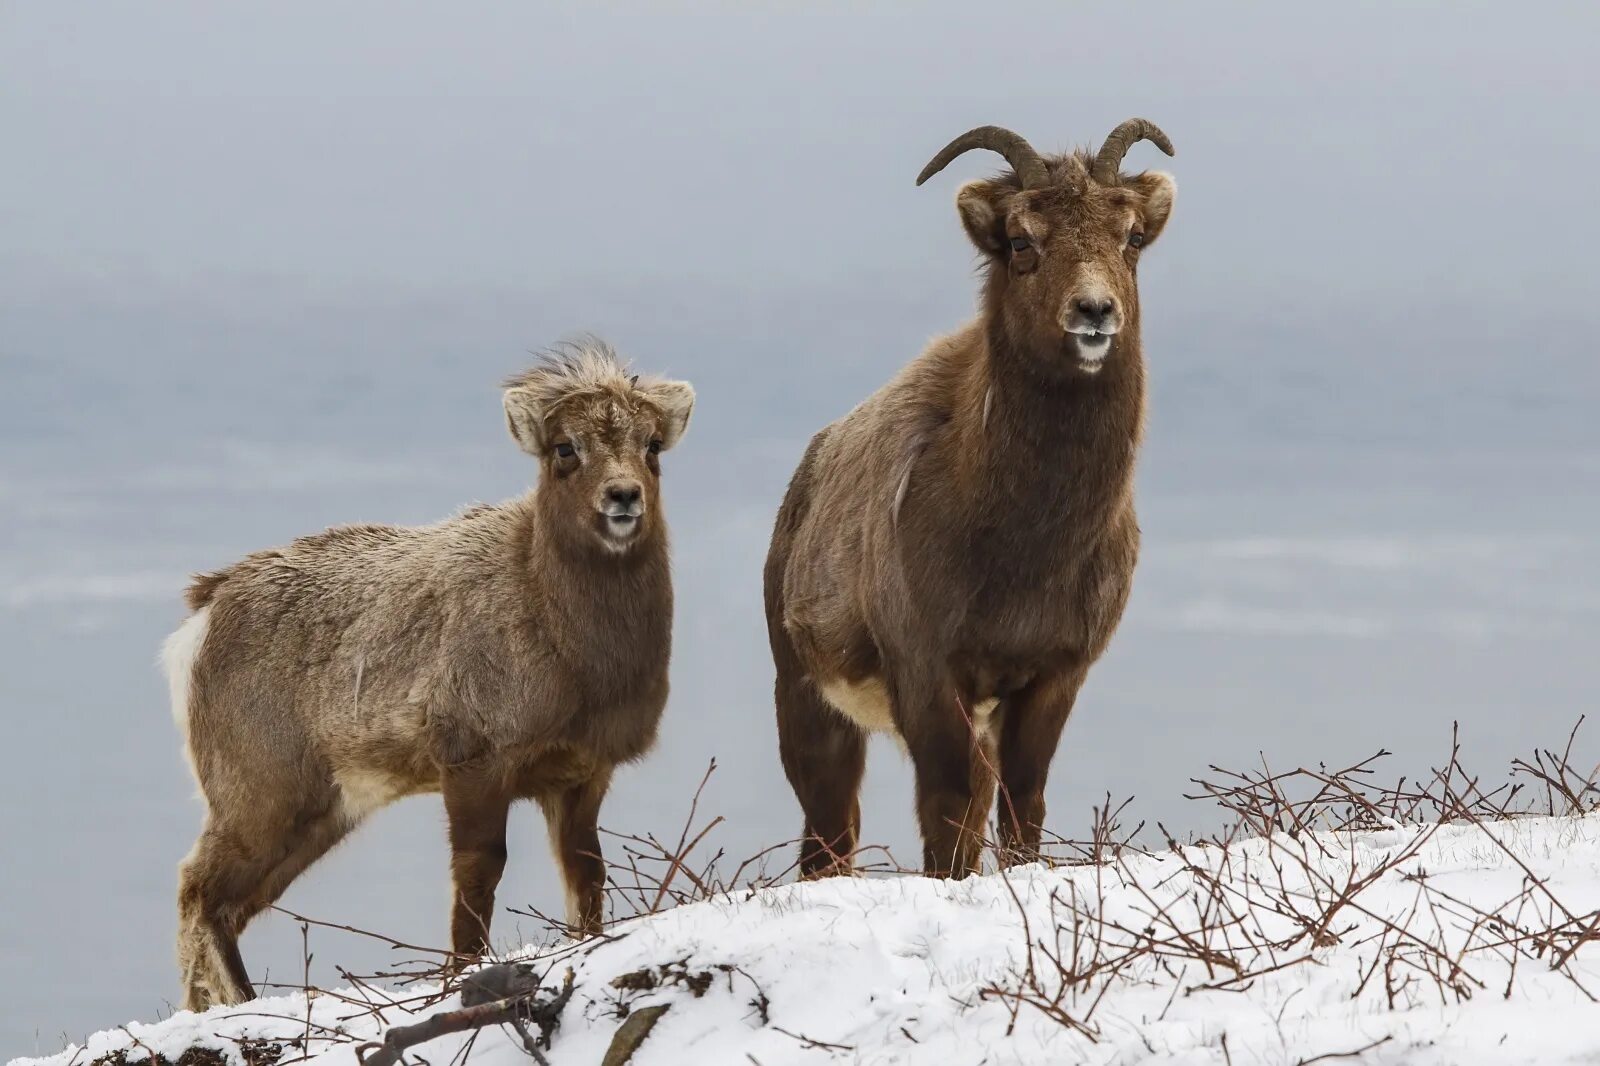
(604, 482), (642, 509)
(1073, 296), (1116, 323)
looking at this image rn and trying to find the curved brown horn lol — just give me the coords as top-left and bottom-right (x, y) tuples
(915, 125), (1049, 189)
(1092, 118), (1174, 184)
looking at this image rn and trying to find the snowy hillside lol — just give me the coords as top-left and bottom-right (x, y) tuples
(20, 810), (1600, 1066)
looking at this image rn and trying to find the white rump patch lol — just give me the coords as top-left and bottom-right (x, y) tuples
(161, 607), (210, 777)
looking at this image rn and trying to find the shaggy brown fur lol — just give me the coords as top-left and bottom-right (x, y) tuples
(163, 340), (694, 1010)
(765, 123), (1177, 879)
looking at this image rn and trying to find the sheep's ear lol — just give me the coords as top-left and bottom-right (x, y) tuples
(502, 386), (548, 456)
(645, 379), (696, 450)
(1128, 170), (1176, 248)
(955, 179), (1013, 256)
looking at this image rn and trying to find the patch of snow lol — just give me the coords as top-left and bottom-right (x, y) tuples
(17, 815), (1600, 1066)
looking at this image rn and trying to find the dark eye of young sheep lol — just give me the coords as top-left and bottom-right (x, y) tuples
(555, 442), (576, 459)
(647, 439), (662, 455)
(1009, 236), (1030, 253)
(1128, 231), (1145, 248)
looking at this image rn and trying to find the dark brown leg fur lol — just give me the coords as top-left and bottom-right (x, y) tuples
(896, 674), (992, 879)
(538, 771), (611, 935)
(443, 769), (513, 962)
(776, 667), (867, 878)
(995, 666), (1086, 865)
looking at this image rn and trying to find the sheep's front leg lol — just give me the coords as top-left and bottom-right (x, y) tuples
(442, 769), (514, 963)
(994, 665), (1087, 866)
(895, 672), (993, 879)
(539, 770), (612, 936)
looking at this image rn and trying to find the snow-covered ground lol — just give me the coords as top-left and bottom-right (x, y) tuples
(20, 812), (1600, 1066)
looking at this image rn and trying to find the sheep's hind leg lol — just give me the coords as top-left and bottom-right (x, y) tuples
(175, 823), (275, 1010)
(233, 801), (351, 930)
(778, 671), (866, 878)
(176, 797), (349, 1012)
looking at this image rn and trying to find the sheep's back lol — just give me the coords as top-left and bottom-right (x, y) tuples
(189, 502), (551, 757)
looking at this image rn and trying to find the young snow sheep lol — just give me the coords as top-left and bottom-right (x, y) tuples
(163, 341), (694, 1010)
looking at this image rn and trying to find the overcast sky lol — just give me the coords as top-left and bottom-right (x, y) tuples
(3, 2), (1597, 1055)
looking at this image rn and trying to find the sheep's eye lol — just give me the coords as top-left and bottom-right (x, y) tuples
(1127, 231), (1145, 249)
(554, 442), (576, 459)
(1009, 236), (1031, 253)
(647, 439), (662, 455)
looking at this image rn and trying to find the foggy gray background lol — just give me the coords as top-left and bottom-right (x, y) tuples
(3, 1), (1596, 1055)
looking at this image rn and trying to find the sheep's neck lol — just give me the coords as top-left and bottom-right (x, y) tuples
(526, 499), (673, 634)
(959, 328), (1144, 536)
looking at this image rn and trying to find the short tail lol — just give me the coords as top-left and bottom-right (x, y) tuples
(184, 569), (230, 611)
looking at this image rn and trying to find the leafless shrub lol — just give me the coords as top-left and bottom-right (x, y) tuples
(115, 722), (1600, 1066)
(979, 718), (1600, 1047)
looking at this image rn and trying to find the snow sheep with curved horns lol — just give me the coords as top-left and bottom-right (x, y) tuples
(163, 340), (694, 1010)
(765, 119), (1177, 879)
